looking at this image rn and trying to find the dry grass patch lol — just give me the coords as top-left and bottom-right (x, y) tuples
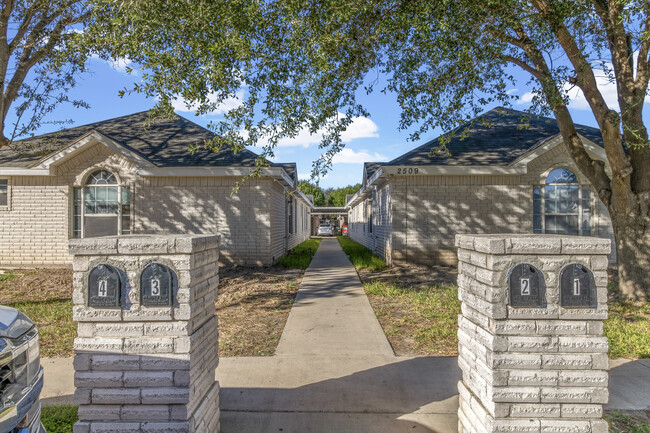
(606, 410), (650, 432)
(0, 269), (74, 358)
(216, 266), (303, 356)
(357, 264), (460, 357)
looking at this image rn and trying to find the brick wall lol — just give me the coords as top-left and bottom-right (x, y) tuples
(0, 141), (305, 268)
(349, 144), (615, 267)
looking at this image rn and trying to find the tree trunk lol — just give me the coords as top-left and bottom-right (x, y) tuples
(610, 197), (650, 302)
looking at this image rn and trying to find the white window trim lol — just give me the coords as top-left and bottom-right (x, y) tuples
(536, 168), (592, 236)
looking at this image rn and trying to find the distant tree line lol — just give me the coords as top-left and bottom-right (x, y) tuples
(298, 181), (360, 207)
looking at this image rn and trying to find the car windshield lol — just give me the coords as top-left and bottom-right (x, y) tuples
(319, 224), (330, 228)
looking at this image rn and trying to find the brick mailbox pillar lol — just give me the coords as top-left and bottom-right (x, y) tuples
(69, 235), (221, 433)
(455, 234), (610, 433)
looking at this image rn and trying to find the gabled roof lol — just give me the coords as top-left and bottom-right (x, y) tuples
(388, 107), (603, 167)
(363, 162), (383, 184)
(0, 110), (289, 172)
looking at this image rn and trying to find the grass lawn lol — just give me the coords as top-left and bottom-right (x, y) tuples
(365, 280), (461, 356)
(277, 238), (322, 269)
(337, 236), (388, 271)
(605, 283), (650, 359)
(606, 411), (650, 432)
(0, 269), (74, 358)
(41, 405), (78, 433)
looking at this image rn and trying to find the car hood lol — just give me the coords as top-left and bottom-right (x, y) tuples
(0, 305), (34, 339)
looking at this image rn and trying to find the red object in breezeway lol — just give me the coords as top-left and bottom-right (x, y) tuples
(342, 226), (349, 236)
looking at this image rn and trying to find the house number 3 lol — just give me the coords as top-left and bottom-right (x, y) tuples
(151, 278), (161, 296)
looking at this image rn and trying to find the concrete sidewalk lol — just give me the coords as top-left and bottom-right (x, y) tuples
(40, 237), (650, 432)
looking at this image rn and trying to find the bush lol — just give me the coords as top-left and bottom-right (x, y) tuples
(41, 405), (78, 433)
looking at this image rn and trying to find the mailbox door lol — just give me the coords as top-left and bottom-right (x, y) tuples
(140, 263), (174, 306)
(88, 264), (122, 308)
(560, 264), (597, 308)
(508, 264), (546, 308)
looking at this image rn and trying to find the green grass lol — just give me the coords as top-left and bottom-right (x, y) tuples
(364, 280), (461, 355)
(337, 236), (388, 271)
(41, 405), (78, 433)
(6, 299), (75, 358)
(277, 238), (322, 269)
(606, 411), (650, 432)
(0, 272), (16, 282)
(605, 284), (650, 359)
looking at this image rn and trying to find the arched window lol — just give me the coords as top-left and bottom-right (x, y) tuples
(533, 168), (591, 236)
(72, 170), (131, 238)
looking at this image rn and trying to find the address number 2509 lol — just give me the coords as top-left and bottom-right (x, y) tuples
(397, 167), (419, 174)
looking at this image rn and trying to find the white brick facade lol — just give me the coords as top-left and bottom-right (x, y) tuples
(347, 143), (615, 266)
(0, 141), (311, 267)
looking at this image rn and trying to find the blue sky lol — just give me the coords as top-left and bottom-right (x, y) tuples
(6, 56), (625, 188)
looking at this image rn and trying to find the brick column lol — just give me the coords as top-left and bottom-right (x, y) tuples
(69, 235), (220, 433)
(455, 234), (610, 433)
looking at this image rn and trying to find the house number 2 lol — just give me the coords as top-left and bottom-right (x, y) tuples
(520, 278), (530, 295)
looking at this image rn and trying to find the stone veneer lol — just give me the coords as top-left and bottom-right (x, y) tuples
(69, 234), (220, 433)
(455, 234), (610, 433)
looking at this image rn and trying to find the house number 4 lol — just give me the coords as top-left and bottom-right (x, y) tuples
(98, 279), (108, 297)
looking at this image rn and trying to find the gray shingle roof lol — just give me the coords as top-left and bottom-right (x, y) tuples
(0, 111), (292, 172)
(388, 107), (603, 166)
(363, 162), (383, 183)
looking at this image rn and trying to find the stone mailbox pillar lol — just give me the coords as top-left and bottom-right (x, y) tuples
(455, 234), (610, 433)
(69, 235), (221, 433)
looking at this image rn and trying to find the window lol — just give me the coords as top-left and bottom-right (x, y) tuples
(73, 170), (131, 238)
(367, 200), (373, 233)
(0, 179), (7, 206)
(533, 168), (591, 236)
(288, 197), (294, 234)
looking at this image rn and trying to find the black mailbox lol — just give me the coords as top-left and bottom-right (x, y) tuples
(560, 264), (597, 308)
(140, 263), (174, 306)
(508, 263), (546, 308)
(88, 264), (122, 308)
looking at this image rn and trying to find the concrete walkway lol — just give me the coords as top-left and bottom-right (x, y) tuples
(40, 237), (650, 432)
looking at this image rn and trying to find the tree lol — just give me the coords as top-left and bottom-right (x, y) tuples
(90, 0), (650, 301)
(0, 1), (91, 150)
(328, 184), (361, 207)
(298, 180), (325, 206)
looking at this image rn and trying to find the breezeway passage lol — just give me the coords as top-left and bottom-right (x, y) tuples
(216, 238), (461, 432)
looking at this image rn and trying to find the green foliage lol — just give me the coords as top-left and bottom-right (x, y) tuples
(298, 180), (325, 206)
(277, 238), (322, 269)
(41, 405), (78, 433)
(337, 236), (387, 271)
(0, 273), (16, 282)
(327, 184), (361, 207)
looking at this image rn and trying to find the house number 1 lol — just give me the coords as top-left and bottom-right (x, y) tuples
(573, 278), (580, 296)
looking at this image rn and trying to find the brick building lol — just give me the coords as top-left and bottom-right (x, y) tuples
(0, 111), (312, 267)
(346, 107), (615, 266)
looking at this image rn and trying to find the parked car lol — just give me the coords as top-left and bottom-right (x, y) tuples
(317, 224), (334, 236)
(0, 305), (46, 433)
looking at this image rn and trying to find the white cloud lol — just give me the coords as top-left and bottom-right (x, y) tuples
(89, 54), (137, 75)
(273, 115), (379, 148)
(171, 90), (245, 115)
(506, 88), (519, 95)
(332, 148), (387, 164)
(107, 57), (135, 74)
